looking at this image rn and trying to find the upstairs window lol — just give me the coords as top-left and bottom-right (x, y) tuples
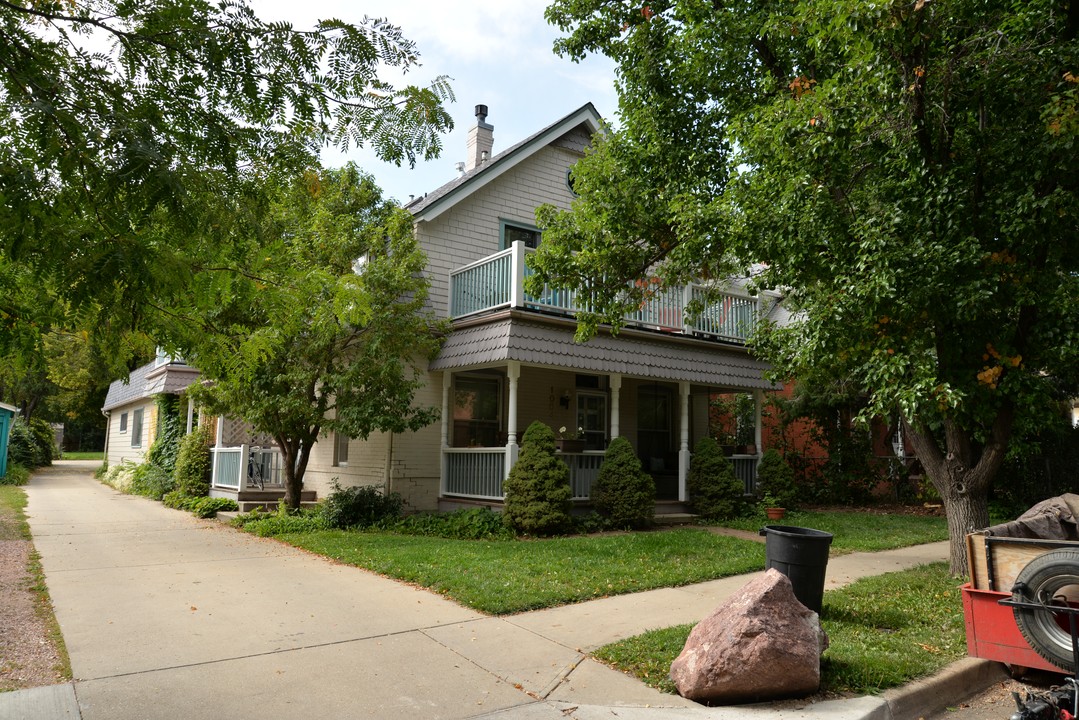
(119, 412), (128, 433)
(500, 220), (541, 250)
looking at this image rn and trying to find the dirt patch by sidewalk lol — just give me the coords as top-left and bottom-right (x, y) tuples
(0, 489), (68, 691)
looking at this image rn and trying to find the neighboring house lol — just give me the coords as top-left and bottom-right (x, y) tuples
(210, 103), (783, 512)
(102, 351), (200, 467)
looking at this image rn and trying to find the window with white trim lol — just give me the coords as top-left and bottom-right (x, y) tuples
(333, 432), (350, 467)
(500, 220), (541, 249)
(119, 412), (128, 433)
(131, 408), (143, 448)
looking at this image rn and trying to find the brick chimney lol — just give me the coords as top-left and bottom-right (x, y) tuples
(465, 104), (493, 172)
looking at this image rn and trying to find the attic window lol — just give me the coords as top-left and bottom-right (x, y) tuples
(566, 168), (579, 196)
(501, 220), (540, 250)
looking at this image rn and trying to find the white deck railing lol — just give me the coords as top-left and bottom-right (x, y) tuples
(448, 243), (763, 343)
(211, 445), (285, 491)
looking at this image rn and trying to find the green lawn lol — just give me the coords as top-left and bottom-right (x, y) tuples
(60, 451), (104, 461)
(716, 509), (948, 552)
(594, 562), (965, 697)
(280, 528), (765, 614)
(267, 509), (948, 615)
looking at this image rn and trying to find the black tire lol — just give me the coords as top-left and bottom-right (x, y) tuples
(1012, 548), (1079, 672)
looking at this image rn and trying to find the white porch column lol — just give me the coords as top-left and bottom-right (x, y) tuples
(509, 240), (526, 309)
(609, 373), (622, 439)
(440, 372), (451, 497)
(185, 396), (195, 434)
(505, 361), (521, 478)
(678, 381), (690, 502)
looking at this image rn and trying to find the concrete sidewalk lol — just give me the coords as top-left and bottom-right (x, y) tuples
(3, 461), (979, 720)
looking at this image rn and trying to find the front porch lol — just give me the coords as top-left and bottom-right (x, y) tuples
(208, 423), (316, 511)
(433, 345), (770, 506)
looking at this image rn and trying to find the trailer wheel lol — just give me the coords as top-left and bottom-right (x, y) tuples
(1012, 548), (1079, 673)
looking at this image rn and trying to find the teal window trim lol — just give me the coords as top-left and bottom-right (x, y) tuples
(499, 219), (542, 250)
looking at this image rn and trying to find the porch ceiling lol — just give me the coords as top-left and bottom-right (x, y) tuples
(430, 317), (778, 390)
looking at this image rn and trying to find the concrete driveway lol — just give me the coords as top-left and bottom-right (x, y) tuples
(20, 461), (954, 720)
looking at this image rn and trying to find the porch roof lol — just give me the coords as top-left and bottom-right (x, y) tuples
(430, 317), (778, 390)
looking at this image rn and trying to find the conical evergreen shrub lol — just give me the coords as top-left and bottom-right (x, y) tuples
(756, 448), (798, 509)
(591, 436), (655, 529)
(687, 437), (746, 519)
(502, 421), (573, 536)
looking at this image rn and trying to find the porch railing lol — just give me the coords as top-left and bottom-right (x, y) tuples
(448, 242), (769, 343)
(561, 452), (604, 500)
(444, 448), (506, 500)
(211, 445), (286, 491)
(732, 455), (759, 495)
(441, 446), (760, 501)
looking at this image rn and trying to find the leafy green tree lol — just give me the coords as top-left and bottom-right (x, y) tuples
(502, 421), (574, 536)
(179, 165), (444, 508)
(535, 0), (1079, 572)
(687, 437), (745, 520)
(592, 436), (655, 529)
(0, 0), (453, 362)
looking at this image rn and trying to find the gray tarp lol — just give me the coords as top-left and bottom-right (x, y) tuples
(984, 493), (1079, 541)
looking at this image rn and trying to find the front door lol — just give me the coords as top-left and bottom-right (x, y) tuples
(637, 384), (677, 500)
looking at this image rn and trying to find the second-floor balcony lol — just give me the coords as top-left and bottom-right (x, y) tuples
(449, 241), (769, 344)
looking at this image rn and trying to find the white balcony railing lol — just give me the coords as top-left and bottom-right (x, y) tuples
(448, 242), (766, 343)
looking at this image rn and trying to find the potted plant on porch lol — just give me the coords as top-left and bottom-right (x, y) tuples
(555, 426), (586, 453)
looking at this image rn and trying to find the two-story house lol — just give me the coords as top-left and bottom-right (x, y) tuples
(209, 103), (781, 513)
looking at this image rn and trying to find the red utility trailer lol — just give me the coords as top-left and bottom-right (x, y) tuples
(962, 532), (1079, 676)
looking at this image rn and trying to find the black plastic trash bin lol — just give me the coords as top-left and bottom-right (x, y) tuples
(758, 525), (834, 614)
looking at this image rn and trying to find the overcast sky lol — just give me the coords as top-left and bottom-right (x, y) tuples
(251, 0), (619, 204)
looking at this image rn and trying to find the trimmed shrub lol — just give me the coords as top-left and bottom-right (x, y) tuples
(756, 449), (798, 509)
(502, 421), (573, 536)
(320, 481), (404, 529)
(129, 462), (174, 500)
(8, 416), (54, 468)
(591, 436), (655, 529)
(173, 423), (214, 498)
(687, 437), (746, 519)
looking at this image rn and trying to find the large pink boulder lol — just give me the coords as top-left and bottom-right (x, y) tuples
(669, 568), (829, 703)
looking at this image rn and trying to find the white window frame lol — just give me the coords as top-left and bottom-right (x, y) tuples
(333, 431), (350, 467)
(119, 412), (128, 433)
(131, 408), (143, 448)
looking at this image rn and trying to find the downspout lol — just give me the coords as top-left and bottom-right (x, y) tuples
(384, 432), (395, 495)
(100, 408), (110, 464)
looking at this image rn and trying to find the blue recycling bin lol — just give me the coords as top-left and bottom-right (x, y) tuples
(759, 525), (834, 614)
(0, 402), (16, 480)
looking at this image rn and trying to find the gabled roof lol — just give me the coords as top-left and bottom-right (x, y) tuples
(102, 360), (199, 412)
(406, 103), (603, 222)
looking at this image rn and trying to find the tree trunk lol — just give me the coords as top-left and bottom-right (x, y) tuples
(277, 435), (314, 510)
(903, 409), (1012, 575)
(937, 481), (991, 576)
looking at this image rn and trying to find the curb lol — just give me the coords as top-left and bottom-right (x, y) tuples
(881, 658), (1008, 720)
